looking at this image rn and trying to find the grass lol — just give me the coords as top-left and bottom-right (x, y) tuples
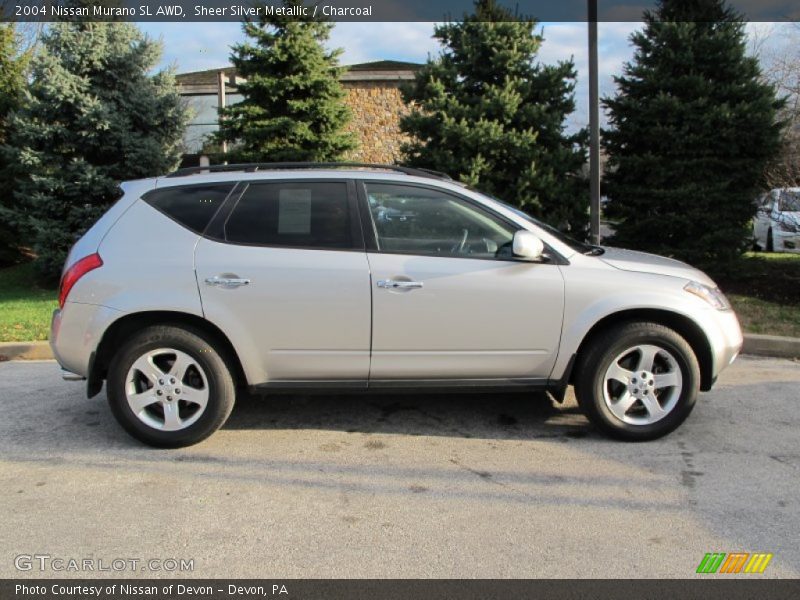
(0, 262), (58, 342)
(1, 252), (799, 343)
(729, 294), (800, 338)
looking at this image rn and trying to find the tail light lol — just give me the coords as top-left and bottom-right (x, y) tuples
(58, 253), (103, 309)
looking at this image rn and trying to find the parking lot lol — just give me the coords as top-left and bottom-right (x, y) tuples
(0, 355), (798, 578)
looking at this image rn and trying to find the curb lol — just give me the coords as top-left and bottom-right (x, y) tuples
(2, 335), (799, 362)
(741, 334), (800, 360)
(0, 341), (52, 361)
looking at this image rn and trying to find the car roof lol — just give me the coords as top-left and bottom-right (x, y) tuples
(150, 164), (469, 194)
(166, 162), (452, 181)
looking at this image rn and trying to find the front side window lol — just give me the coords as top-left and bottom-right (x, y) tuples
(364, 183), (515, 259)
(224, 181), (351, 249)
(480, 193), (594, 254)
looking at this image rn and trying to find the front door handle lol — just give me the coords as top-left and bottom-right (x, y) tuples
(205, 276), (251, 288)
(377, 279), (423, 290)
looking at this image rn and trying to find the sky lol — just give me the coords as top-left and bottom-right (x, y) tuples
(137, 21), (793, 131)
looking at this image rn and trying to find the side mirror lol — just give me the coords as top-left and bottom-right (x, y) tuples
(512, 230), (544, 261)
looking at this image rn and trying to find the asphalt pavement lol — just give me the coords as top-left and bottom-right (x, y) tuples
(0, 356), (798, 578)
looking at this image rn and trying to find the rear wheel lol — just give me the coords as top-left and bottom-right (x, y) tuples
(574, 322), (700, 441)
(107, 325), (236, 447)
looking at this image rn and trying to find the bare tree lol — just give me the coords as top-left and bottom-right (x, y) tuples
(1, 0), (47, 57)
(752, 23), (800, 188)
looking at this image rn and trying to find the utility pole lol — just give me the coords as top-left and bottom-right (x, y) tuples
(588, 0), (601, 245)
(218, 70), (228, 160)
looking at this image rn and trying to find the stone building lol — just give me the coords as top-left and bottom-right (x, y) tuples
(175, 60), (421, 166)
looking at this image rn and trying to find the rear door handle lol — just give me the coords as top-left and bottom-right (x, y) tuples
(205, 276), (251, 288)
(377, 279), (423, 290)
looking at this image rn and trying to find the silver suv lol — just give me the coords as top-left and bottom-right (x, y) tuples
(50, 163), (743, 447)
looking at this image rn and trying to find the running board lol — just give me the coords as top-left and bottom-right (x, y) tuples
(250, 377), (549, 395)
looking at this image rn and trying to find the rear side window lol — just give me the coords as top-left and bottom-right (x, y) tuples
(143, 183), (235, 234)
(224, 182), (352, 249)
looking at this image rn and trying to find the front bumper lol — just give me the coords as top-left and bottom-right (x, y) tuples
(775, 230), (800, 253)
(703, 307), (743, 388)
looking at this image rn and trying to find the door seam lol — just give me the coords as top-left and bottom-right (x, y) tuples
(364, 251), (375, 385)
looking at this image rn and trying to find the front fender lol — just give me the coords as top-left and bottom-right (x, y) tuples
(550, 266), (723, 383)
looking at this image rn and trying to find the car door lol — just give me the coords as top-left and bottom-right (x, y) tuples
(195, 179), (371, 386)
(359, 181), (565, 382)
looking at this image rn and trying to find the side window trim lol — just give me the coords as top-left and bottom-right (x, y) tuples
(205, 178), (364, 252)
(355, 179), (380, 252)
(356, 179), (566, 264)
(204, 181), (246, 240)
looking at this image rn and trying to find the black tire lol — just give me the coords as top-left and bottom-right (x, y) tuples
(767, 228), (774, 252)
(574, 322), (700, 441)
(106, 325), (236, 448)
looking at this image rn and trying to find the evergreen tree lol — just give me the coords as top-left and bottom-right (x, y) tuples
(400, 0), (587, 234)
(1, 21), (188, 281)
(216, 0), (354, 162)
(0, 26), (25, 136)
(603, 0), (784, 266)
(0, 24), (28, 266)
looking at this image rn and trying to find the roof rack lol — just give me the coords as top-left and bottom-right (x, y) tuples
(166, 162), (453, 181)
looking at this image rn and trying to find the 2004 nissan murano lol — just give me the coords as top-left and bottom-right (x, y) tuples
(50, 163), (743, 447)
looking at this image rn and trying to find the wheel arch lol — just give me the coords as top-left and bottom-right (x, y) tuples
(570, 308), (715, 392)
(87, 310), (247, 398)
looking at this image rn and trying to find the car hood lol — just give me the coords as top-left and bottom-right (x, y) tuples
(599, 247), (717, 287)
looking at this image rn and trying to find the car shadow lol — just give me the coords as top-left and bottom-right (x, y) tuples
(222, 389), (595, 442)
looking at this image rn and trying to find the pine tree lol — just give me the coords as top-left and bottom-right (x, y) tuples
(0, 25), (28, 266)
(1, 21), (188, 281)
(216, 0), (355, 162)
(603, 0), (784, 266)
(400, 0), (587, 234)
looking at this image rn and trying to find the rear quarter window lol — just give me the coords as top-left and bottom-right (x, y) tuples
(143, 183), (236, 234)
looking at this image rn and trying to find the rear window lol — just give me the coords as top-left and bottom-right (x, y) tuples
(143, 183), (235, 234)
(223, 181), (351, 249)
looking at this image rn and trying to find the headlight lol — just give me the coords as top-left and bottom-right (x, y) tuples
(684, 281), (732, 310)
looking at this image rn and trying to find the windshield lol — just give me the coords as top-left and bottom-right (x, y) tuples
(780, 191), (800, 212)
(480, 194), (595, 254)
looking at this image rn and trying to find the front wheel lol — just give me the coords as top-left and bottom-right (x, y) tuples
(574, 322), (700, 441)
(106, 325), (236, 447)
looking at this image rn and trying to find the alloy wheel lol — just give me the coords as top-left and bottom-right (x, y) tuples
(602, 344), (683, 425)
(124, 348), (210, 431)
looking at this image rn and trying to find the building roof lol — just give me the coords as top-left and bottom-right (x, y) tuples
(176, 61), (423, 93)
(341, 60), (422, 82)
(175, 67), (237, 87)
(345, 60), (423, 71)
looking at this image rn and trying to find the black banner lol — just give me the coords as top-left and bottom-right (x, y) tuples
(3, 580), (800, 600)
(2, 0), (800, 23)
